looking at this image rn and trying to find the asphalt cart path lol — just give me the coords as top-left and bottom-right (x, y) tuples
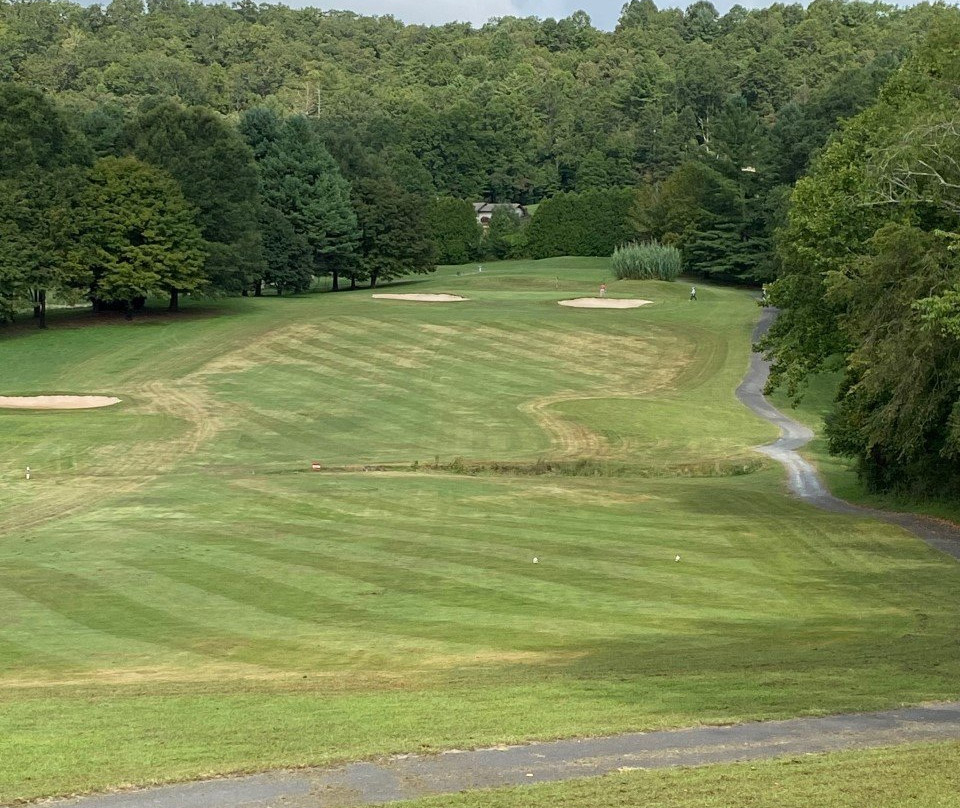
(40, 703), (960, 808)
(737, 308), (960, 562)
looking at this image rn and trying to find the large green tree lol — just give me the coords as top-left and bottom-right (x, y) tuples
(71, 156), (206, 311)
(527, 189), (637, 258)
(128, 98), (263, 304)
(351, 175), (436, 289)
(0, 83), (89, 325)
(763, 19), (960, 494)
(241, 109), (359, 292)
(425, 197), (482, 265)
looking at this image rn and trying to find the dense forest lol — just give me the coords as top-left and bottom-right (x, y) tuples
(2, 0), (960, 494)
(763, 16), (960, 497)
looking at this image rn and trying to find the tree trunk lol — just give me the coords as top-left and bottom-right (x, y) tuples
(242, 288), (249, 297)
(37, 289), (47, 329)
(350, 275), (357, 290)
(169, 288), (179, 312)
(276, 285), (283, 296)
(254, 279), (262, 297)
(331, 269), (340, 291)
(370, 272), (379, 289)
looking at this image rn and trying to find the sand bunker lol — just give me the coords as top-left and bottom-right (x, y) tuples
(0, 395), (121, 410)
(372, 294), (469, 302)
(558, 298), (652, 309)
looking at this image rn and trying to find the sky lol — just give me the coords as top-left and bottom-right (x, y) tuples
(255, 1), (924, 32)
(273, 0), (765, 31)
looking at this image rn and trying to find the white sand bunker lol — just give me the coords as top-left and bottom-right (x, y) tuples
(0, 395), (121, 410)
(372, 294), (469, 302)
(558, 298), (652, 309)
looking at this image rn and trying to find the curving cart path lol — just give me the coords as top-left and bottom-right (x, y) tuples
(35, 310), (960, 808)
(737, 309), (960, 562)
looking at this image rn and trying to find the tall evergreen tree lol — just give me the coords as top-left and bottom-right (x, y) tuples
(241, 109), (359, 292)
(425, 197), (481, 265)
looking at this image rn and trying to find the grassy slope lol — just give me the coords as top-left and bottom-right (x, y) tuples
(0, 259), (958, 801)
(398, 742), (960, 808)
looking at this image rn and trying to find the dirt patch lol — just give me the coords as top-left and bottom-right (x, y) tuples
(559, 298), (652, 309)
(372, 294), (469, 302)
(0, 395), (120, 409)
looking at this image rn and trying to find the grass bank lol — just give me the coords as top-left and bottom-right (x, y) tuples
(398, 741), (960, 808)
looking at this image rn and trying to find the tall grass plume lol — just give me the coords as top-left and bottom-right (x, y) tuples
(612, 241), (681, 281)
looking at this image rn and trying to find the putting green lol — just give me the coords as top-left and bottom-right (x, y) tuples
(0, 258), (958, 803)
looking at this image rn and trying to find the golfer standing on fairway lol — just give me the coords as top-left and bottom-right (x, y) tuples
(599, 282), (607, 298)
(690, 286), (697, 301)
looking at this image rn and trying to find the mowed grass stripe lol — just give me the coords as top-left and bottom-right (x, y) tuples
(1, 262), (959, 802)
(0, 564), (316, 667)
(202, 314), (708, 467)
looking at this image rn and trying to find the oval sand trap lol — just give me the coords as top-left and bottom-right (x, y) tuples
(372, 294), (469, 302)
(0, 395), (121, 410)
(558, 298), (652, 309)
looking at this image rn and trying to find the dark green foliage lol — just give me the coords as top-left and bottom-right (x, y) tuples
(0, 83), (90, 324)
(2, 0), (946, 222)
(258, 206), (312, 296)
(769, 54), (900, 185)
(527, 189), (638, 259)
(634, 161), (766, 282)
(71, 156), (206, 307)
(77, 102), (130, 158)
(128, 99), (263, 295)
(0, 83), (88, 177)
(764, 20), (960, 494)
(351, 175), (437, 288)
(426, 197), (482, 265)
(482, 206), (527, 261)
(823, 226), (960, 495)
(0, 179), (33, 321)
(240, 108), (359, 291)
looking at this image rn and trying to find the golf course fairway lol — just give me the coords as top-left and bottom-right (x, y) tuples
(1, 258), (958, 803)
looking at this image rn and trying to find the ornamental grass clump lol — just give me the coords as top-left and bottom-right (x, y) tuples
(611, 241), (682, 280)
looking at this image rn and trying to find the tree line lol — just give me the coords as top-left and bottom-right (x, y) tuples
(0, 86), (438, 324)
(762, 18), (960, 496)
(1, 0), (957, 312)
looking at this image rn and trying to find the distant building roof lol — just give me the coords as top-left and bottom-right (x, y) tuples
(473, 202), (526, 215)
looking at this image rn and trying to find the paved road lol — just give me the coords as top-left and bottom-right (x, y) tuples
(35, 308), (960, 808)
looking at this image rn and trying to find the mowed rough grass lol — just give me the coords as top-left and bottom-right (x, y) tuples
(398, 742), (960, 808)
(0, 259), (958, 802)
